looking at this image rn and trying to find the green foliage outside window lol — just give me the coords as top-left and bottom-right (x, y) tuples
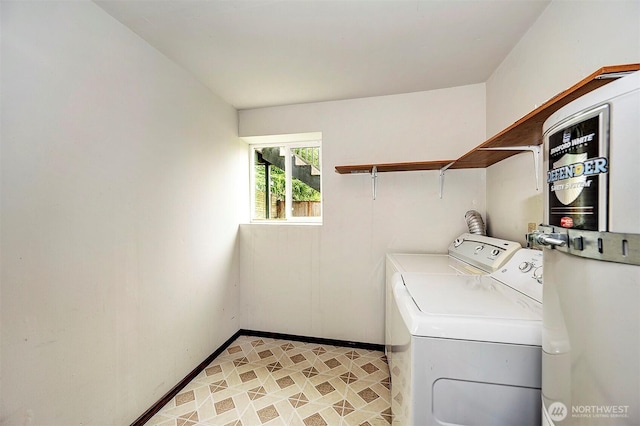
(255, 165), (320, 202)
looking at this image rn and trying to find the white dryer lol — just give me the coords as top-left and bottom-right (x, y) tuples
(387, 246), (544, 425)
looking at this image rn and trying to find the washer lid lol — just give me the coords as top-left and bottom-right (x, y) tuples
(398, 273), (542, 345)
(387, 253), (485, 275)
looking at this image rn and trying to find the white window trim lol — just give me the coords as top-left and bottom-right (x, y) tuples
(248, 136), (322, 224)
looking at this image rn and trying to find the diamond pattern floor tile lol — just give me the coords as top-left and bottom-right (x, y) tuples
(143, 335), (391, 426)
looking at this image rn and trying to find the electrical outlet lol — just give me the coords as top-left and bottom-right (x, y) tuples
(527, 222), (538, 233)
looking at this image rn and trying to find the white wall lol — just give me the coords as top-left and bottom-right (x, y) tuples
(239, 85), (487, 344)
(485, 0), (640, 243)
(0, 2), (247, 425)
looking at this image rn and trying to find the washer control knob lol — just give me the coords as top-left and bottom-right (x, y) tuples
(490, 249), (500, 256)
(519, 262), (533, 272)
(475, 245), (484, 253)
(534, 267), (543, 284)
(454, 238), (463, 248)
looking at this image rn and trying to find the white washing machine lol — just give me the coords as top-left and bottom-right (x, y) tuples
(387, 245), (544, 425)
(385, 233), (521, 359)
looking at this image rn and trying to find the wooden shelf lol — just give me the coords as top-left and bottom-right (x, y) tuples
(335, 160), (455, 174)
(335, 63), (640, 174)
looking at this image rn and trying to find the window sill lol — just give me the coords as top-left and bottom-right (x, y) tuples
(246, 220), (323, 226)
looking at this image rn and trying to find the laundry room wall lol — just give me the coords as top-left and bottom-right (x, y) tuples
(238, 84), (486, 344)
(1, 2), (247, 425)
(485, 0), (640, 244)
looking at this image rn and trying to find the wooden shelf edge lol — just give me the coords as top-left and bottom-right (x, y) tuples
(454, 63), (640, 168)
(335, 160), (455, 174)
(335, 63), (640, 174)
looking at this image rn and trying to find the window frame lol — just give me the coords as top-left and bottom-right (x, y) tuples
(249, 138), (322, 224)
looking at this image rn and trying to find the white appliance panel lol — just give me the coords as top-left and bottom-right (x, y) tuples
(401, 337), (541, 426)
(542, 249), (639, 425)
(540, 71), (640, 425)
(405, 274), (539, 318)
(397, 273), (542, 346)
(433, 378), (540, 425)
(491, 248), (544, 302)
(387, 253), (485, 275)
(448, 233), (522, 272)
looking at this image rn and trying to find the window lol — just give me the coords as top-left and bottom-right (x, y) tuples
(250, 137), (322, 223)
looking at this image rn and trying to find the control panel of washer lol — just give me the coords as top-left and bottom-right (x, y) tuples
(490, 248), (543, 302)
(448, 233), (522, 272)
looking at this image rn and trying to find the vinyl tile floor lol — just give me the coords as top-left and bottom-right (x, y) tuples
(145, 335), (391, 426)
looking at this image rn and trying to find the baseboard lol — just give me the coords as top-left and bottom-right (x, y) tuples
(240, 329), (385, 352)
(129, 330), (242, 426)
(130, 329), (384, 425)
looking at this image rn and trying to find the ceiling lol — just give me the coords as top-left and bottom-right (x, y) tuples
(96, 0), (549, 110)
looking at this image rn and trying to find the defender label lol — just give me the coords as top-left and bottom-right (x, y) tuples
(547, 113), (608, 231)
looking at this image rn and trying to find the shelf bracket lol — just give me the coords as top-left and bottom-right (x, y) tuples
(371, 166), (378, 200)
(438, 162), (455, 199)
(478, 145), (542, 190)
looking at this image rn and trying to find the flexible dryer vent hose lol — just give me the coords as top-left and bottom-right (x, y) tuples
(465, 210), (486, 236)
